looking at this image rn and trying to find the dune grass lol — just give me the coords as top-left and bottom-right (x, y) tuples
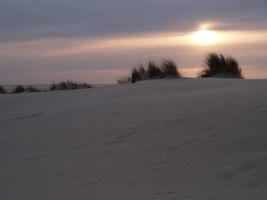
(200, 53), (243, 78)
(147, 60), (163, 78)
(24, 86), (42, 93)
(132, 59), (181, 82)
(50, 81), (92, 91)
(1, 85), (42, 94)
(0, 85), (7, 94)
(118, 58), (181, 84)
(11, 85), (25, 94)
(1, 82), (91, 94)
(117, 77), (132, 85)
(161, 59), (181, 77)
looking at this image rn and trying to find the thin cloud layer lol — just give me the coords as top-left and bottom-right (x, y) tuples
(0, 0), (267, 41)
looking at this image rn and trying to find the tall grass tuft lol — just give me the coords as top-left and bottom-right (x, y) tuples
(50, 81), (92, 91)
(147, 60), (162, 78)
(131, 64), (150, 83)
(119, 58), (182, 84)
(0, 85), (7, 94)
(200, 53), (243, 78)
(160, 59), (181, 77)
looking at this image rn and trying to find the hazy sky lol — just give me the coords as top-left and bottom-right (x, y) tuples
(1, 0), (267, 84)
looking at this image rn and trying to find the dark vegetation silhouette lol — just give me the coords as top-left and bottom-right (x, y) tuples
(147, 60), (162, 78)
(12, 85), (25, 94)
(161, 59), (181, 77)
(24, 86), (42, 93)
(1, 85), (42, 94)
(50, 81), (92, 91)
(0, 85), (6, 94)
(2, 54), (244, 92)
(12, 85), (41, 94)
(200, 53), (243, 78)
(0, 82), (92, 94)
(118, 59), (181, 84)
(131, 64), (149, 83)
(117, 77), (132, 85)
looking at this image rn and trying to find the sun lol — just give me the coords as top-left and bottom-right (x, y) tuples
(191, 29), (220, 45)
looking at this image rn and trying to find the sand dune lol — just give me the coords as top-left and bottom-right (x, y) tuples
(0, 79), (267, 200)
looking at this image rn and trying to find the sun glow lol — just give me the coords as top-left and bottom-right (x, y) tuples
(192, 29), (220, 45)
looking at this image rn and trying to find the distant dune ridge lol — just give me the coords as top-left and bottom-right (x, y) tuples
(0, 78), (267, 199)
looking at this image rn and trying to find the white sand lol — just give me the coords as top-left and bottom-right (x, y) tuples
(0, 79), (267, 200)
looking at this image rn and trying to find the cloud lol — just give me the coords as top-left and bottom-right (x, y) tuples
(0, 0), (267, 42)
(1, 29), (267, 58)
(0, 0), (267, 84)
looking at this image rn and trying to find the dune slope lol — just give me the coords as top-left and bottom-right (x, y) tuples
(0, 79), (267, 200)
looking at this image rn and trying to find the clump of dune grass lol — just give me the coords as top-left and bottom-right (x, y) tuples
(124, 59), (181, 84)
(0, 85), (7, 94)
(147, 60), (163, 78)
(160, 59), (181, 77)
(200, 53), (243, 78)
(12, 85), (25, 94)
(49, 81), (92, 91)
(131, 64), (150, 83)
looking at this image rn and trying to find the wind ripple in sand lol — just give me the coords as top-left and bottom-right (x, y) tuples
(26, 155), (49, 161)
(217, 153), (267, 186)
(14, 112), (43, 121)
(1, 79), (267, 200)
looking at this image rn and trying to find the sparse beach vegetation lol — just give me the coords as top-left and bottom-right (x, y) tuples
(118, 58), (181, 84)
(0, 85), (7, 94)
(49, 81), (92, 91)
(11, 85), (25, 94)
